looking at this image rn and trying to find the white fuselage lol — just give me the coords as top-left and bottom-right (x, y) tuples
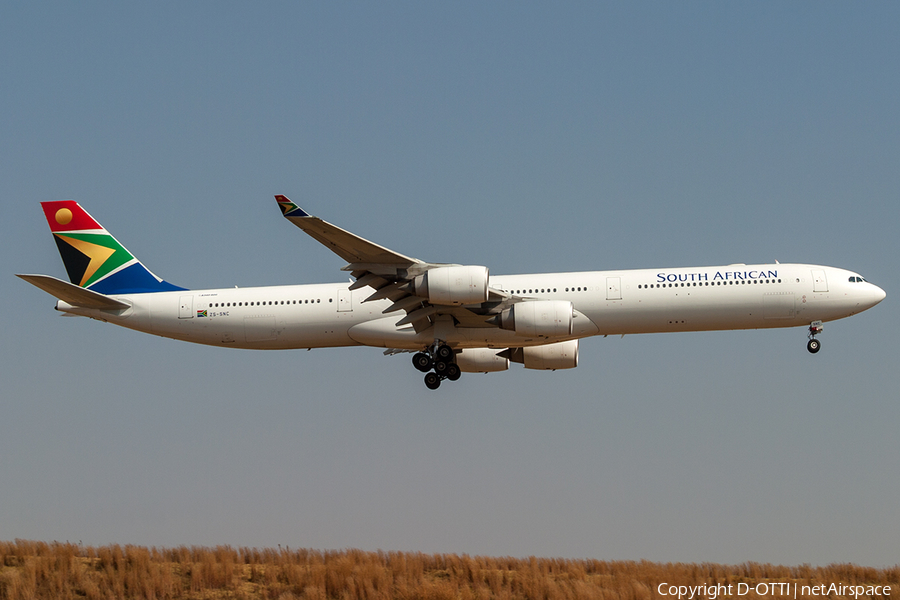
(56, 263), (886, 351)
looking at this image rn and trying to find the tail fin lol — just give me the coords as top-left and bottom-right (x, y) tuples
(41, 201), (185, 294)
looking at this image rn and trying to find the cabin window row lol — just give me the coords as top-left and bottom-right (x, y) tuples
(507, 287), (593, 294)
(210, 299), (328, 307)
(637, 279), (782, 289)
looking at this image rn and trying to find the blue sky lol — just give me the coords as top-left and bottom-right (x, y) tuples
(2, 3), (898, 566)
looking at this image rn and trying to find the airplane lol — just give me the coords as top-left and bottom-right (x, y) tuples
(18, 198), (886, 390)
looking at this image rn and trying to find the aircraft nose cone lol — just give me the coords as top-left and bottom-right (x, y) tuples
(873, 285), (886, 305)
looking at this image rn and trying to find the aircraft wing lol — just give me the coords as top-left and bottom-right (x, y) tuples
(276, 195), (513, 332)
(276, 195), (421, 271)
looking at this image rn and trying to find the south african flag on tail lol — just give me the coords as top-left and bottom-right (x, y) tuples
(40, 201), (185, 295)
(275, 195), (309, 217)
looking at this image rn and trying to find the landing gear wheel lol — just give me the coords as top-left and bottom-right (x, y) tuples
(807, 339), (821, 354)
(446, 363), (461, 381)
(435, 344), (454, 362)
(412, 352), (433, 372)
(434, 360), (449, 375)
(424, 372), (441, 390)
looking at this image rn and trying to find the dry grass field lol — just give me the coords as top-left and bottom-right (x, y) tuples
(1, 540), (897, 600)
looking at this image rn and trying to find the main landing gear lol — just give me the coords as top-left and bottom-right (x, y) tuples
(412, 342), (460, 390)
(807, 320), (823, 354)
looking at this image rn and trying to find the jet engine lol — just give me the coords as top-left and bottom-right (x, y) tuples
(504, 340), (579, 370)
(455, 348), (510, 373)
(490, 300), (573, 337)
(411, 265), (489, 306)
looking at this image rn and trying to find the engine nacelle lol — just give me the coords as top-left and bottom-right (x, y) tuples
(411, 265), (489, 306)
(455, 348), (509, 373)
(492, 300), (573, 337)
(507, 340), (579, 370)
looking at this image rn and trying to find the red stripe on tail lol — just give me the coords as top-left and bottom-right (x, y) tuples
(41, 200), (102, 232)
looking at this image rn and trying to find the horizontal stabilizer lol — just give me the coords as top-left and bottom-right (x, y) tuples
(16, 274), (130, 310)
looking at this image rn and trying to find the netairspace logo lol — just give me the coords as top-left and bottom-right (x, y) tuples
(657, 582), (892, 600)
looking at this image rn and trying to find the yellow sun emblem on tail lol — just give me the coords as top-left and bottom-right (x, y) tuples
(55, 208), (73, 225)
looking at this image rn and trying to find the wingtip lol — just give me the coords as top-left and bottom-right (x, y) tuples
(275, 195), (310, 217)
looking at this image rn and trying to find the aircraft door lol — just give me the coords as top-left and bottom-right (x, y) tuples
(337, 288), (353, 312)
(606, 277), (622, 300)
(812, 269), (828, 292)
(178, 295), (193, 319)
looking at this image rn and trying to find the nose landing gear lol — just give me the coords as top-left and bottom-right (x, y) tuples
(412, 342), (460, 389)
(807, 321), (823, 354)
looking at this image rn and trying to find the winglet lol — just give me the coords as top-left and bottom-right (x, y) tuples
(275, 195), (309, 217)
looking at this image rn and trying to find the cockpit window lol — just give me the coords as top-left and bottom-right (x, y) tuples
(848, 276), (868, 283)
